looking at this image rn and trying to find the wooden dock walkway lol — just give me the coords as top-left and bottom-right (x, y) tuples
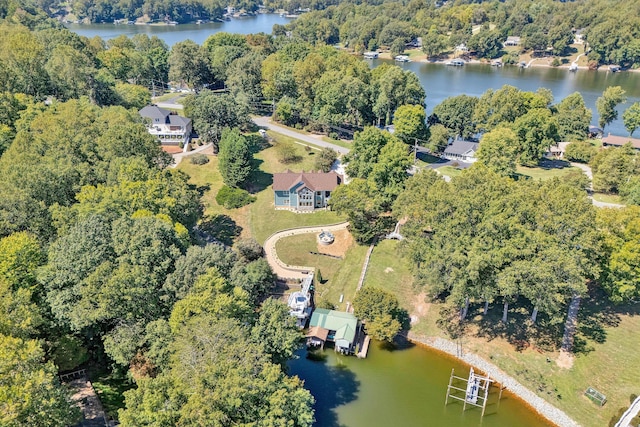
(357, 335), (371, 358)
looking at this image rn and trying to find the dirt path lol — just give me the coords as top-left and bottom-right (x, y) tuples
(263, 222), (349, 280)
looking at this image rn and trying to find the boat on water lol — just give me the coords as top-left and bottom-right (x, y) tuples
(394, 55), (410, 62)
(609, 65), (621, 72)
(491, 59), (503, 67)
(569, 63), (578, 72)
(364, 51), (379, 59)
(446, 58), (465, 66)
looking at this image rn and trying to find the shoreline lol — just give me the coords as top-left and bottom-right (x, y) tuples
(378, 52), (639, 73)
(407, 332), (581, 427)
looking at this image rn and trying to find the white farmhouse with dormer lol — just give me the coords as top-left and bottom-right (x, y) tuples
(139, 105), (192, 146)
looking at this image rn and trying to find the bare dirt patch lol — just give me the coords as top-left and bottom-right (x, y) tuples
(315, 229), (353, 257)
(556, 350), (575, 369)
(384, 267), (394, 273)
(410, 292), (431, 324)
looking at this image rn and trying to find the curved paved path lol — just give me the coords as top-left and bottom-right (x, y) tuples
(615, 395), (640, 427)
(169, 142), (213, 168)
(263, 222), (349, 280)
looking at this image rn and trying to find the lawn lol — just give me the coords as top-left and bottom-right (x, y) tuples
(177, 154), (253, 240)
(436, 165), (464, 178)
(593, 193), (624, 205)
(516, 164), (579, 181)
(275, 233), (368, 311)
(362, 240), (415, 308)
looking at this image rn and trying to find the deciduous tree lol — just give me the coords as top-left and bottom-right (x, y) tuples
(596, 86), (626, 130)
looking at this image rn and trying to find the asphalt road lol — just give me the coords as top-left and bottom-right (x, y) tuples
(252, 116), (350, 155)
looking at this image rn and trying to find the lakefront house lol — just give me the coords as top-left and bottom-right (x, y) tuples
(273, 170), (342, 211)
(139, 105), (192, 146)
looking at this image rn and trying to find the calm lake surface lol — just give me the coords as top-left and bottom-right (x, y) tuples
(65, 14), (294, 46)
(67, 14), (640, 136)
(289, 341), (554, 427)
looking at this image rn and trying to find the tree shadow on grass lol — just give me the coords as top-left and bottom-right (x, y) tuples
(537, 159), (571, 170)
(288, 349), (360, 427)
(197, 214), (242, 246)
(246, 158), (272, 194)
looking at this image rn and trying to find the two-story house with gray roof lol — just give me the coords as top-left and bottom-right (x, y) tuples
(139, 105), (192, 146)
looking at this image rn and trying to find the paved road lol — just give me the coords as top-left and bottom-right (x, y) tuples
(615, 395), (640, 427)
(156, 101), (184, 110)
(263, 222), (349, 280)
(252, 116), (350, 155)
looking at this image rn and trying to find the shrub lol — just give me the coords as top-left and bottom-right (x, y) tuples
(215, 185), (256, 209)
(565, 141), (597, 163)
(189, 154), (209, 165)
(276, 143), (302, 164)
(551, 57), (561, 67)
(329, 132), (339, 140)
(314, 147), (338, 172)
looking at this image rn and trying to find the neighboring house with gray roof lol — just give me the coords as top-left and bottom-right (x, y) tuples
(442, 140), (479, 163)
(273, 170), (342, 211)
(306, 308), (359, 354)
(139, 105), (192, 146)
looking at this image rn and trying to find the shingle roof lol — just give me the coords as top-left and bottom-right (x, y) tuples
(309, 308), (357, 345)
(139, 106), (191, 127)
(272, 171), (342, 192)
(139, 105), (171, 120)
(444, 140), (479, 156)
(602, 134), (640, 149)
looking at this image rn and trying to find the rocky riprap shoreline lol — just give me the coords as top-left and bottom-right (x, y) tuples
(408, 334), (581, 427)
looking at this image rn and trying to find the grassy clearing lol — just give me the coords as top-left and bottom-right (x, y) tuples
(437, 165), (464, 178)
(363, 240), (415, 308)
(593, 193), (624, 205)
(516, 164), (579, 181)
(275, 233), (368, 311)
(176, 155), (252, 239)
(266, 123), (353, 150)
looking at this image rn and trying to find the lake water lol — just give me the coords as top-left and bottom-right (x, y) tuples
(65, 14), (294, 46)
(370, 59), (640, 137)
(289, 341), (554, 427)
(67, 15), (640, 136)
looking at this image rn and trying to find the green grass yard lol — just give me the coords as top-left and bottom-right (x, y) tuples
(516, 164), (580, 181)
(275, 233), (368, 311)
(593, 193), (624, 205)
